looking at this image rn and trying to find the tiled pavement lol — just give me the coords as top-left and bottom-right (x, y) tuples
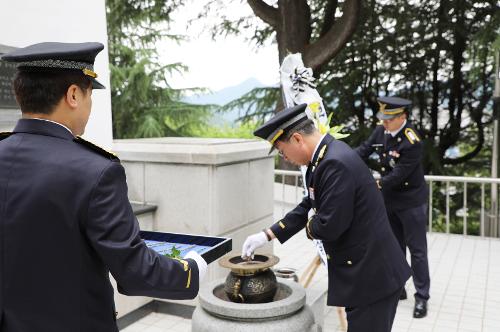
(121, 231), (500, 332)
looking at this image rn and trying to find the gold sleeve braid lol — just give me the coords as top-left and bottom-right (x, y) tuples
(172, 257), (192, 288)
(306, 217), (314, 239)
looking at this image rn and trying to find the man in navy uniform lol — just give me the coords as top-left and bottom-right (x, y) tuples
(0, 42), (207, 332)
(355, 96), (430, 318)
(242, 104), (411, 332)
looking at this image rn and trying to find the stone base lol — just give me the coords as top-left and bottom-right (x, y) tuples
(192, 306), (318, 332)
(305, 287), (327, 332)
(192, 279), (317, 332)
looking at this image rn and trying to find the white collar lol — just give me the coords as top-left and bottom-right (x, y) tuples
(311, 134), (327, 163)
(32, 118), (74, 135)
(387, 120), (407, 137)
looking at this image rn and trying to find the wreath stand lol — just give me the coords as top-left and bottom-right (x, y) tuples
(300, 255), (348, 331)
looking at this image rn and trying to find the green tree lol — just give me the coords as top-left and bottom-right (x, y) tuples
(204, 0), (499, 175)
(106, 0), (213, 138)
(323, 0), (499, 175)
(202, 0), (361, 120)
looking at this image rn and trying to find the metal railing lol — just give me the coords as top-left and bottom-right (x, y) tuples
(275, 170), (500, 238)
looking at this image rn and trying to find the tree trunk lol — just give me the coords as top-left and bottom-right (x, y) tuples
(248, 0), (361, 76)
(430, 0), (445, 143)
(439, 0), (467, 163)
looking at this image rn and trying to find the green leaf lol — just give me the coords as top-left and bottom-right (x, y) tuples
(164, 245), (182, 259)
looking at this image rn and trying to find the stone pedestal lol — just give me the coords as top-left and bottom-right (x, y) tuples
(112, 137), (275, 316)
(0, 0), (113, 148)
(192, 279), (317, 332)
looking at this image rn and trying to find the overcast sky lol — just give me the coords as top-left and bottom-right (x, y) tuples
(0, 1), (280, 93)
(161, 1), (280, 92)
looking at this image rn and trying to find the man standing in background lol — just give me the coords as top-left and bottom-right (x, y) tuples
(355, 96), (430, 318)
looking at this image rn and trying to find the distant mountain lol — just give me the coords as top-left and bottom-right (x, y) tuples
(184, 77), (267, 106)
(184, 77), (270, 125)
(0, 43), (17, 54)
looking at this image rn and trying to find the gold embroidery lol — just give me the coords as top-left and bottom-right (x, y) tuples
(82, 68), (97, 78)
(74, 136), (119, 159)
(383, 107), (404, 115)
(186, 268), (191, 288)
(378, 101), (386, 113)
(306, 217), (313, 236)
(269, 129), (284, 145)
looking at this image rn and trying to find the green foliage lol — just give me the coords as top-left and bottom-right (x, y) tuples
(194, 121), (260, 139)
(106, 0), (213, 138)
(219, 86), (281, 123)
(321, 0), (499, 175)
(429, 180), (489, 236)
(164, 245), (181, 259)
(199, 0), (275, 47)
(202, 0), (500, 175)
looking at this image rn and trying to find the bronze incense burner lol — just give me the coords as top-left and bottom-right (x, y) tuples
(219, 254), (280, 303)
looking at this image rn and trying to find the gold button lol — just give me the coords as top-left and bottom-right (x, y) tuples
(381, 167), (385, 171)
(382, 153), (386, 157)
(405, 182), (409, 186)
(347, 260), (352, 265)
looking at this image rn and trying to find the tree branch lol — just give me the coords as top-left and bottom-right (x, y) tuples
(442, 119), (484, 165)
(320, 0), (338, 38)
(303, 0), (361, 70)
(247, 0), (280, 29)
(443, 91), (490, 166)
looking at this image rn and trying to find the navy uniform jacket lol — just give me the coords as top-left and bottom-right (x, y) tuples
(270, 134), (411, 307)
(0, 119), (199, 332)
(355, 122), (428, 211)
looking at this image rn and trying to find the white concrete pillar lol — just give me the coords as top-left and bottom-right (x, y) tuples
(0, 0), (112, 148)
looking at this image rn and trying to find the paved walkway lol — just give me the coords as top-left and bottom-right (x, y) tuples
(122, 232), (500, 332)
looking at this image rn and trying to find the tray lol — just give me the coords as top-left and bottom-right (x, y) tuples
(140, 230), (232, 264)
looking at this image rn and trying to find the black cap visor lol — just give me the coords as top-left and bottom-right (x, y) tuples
(91, 78), (105, 89)
(268, 144), (277, 155)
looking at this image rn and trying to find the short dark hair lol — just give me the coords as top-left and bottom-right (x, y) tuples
(278, 119), (317, 142)
(13, 70), (92, 114)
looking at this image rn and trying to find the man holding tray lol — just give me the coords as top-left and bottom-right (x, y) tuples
(0, 42), (207, 332)
(242, 104), (411, 332)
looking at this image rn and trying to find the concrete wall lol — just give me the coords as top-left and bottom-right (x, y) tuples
(0, 0), (113, 148)
(113, 137), (276, 316)
(0, 109), (21, 132)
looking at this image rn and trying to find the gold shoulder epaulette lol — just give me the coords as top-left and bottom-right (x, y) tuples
(404, 128), (421, 145)
(74, 136), (119, 160)
(0, 132), (12, 141)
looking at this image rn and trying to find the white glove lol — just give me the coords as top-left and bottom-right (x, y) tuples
(184, 251), (207, 284)
(241, 232), (269, 259)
